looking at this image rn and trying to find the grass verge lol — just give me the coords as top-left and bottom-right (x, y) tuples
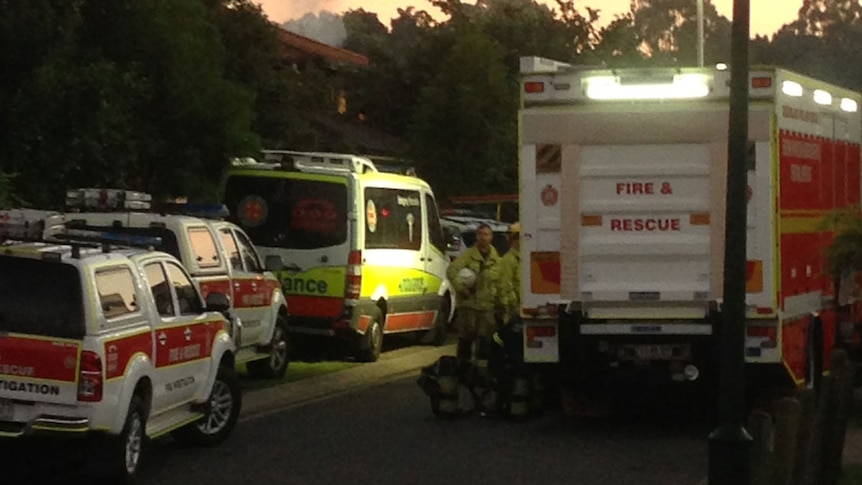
(839, 465), (862, 485)
(237, 360), (359, 391)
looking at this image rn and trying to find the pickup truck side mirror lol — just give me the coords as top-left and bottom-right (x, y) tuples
(264, 254), (286, 272)
(205, 292), (231, 313)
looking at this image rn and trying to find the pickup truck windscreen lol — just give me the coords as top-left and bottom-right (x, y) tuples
(0, 256), (85, 339)
(224, 175), (348, 250)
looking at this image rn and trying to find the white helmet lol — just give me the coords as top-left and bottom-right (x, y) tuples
(458, 267), (477, 288)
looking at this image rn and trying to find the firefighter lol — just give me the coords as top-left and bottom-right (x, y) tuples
(498, 221), (521, 326)
(447, 223), (502, 362)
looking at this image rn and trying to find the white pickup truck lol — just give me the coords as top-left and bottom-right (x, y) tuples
(0, 235), (241, 483)
(11, 188), (293, 379)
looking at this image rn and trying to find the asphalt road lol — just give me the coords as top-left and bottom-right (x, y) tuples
(3, 339), (712, 485)
(132, 376), (708, 485)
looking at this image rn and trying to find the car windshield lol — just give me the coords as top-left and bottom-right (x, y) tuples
(460, 230), (510, 256)
(0, 256), (85, 339)
(223, 174), (348, 250)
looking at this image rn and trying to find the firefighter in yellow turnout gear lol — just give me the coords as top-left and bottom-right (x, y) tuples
(497, 222), (521, 325)
(447, 223), (501, 361)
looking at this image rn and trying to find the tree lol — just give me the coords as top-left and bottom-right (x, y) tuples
(408, 27), (518, 200)
(211, 0), (320, 150)
(593, 0), (731, 67)
(760, 0), (862, 91)
(0, 0), (270, 206)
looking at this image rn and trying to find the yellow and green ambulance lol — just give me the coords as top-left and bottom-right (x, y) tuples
(223, 151), (453, 361)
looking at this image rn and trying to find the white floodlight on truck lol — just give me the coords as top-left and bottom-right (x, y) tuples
(584, 73), (711, 100)
(781, 80), (803, 97)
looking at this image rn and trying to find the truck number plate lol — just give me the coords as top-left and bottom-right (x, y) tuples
(0, 398), (13, 421)
(620, 344), (689, 361)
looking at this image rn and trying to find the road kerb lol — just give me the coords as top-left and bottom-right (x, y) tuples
(239, 344), (455, 421)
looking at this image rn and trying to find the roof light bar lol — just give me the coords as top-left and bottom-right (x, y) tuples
(66, 188), (152, 211)
(585, 74), (710, 100)
(0, 209), (65, 241)
(57, 228), (163, 248)
(781, 80), (803, 97)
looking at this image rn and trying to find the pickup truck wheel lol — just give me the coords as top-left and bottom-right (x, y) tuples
(88, 395), (146, 483)
(356, 311), (383, 362)
(248, 315), (290, 379)
(174, 366), (241, 446)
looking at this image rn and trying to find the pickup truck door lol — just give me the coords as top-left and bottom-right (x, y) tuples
(218, 227), (274, 348)
(144, 261), (213, 413)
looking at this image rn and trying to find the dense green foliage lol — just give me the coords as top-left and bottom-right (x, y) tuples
(1, 0), (861, 206)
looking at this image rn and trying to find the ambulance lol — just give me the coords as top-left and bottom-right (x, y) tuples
(222, 151), (453, 361)
(518, 57), (862, 397)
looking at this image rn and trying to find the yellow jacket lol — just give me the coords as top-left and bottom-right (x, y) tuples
(498, 247), (521, 322)
(447, 245), (501, 312)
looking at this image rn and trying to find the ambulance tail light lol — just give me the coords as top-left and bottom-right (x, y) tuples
(77, 351), (103, 402)
(746, 324), (777, 349)
(346, 250), (362, 302)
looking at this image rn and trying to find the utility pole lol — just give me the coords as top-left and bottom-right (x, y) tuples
(708, 0), (753, 483)
(697, 0), (704, 67)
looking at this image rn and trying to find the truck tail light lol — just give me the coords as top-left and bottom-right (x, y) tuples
(78, 351), (103, 402)
(746, 324), (777, 349)
(346, 250), (362, 302)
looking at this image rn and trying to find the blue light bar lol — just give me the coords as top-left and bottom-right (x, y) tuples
(61, 229), (163, 247)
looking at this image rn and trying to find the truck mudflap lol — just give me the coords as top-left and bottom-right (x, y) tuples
(0, 334), (82, 405)
(523, 320), (560, 363)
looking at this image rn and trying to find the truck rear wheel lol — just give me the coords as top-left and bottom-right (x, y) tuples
(87, 395), (146, 483)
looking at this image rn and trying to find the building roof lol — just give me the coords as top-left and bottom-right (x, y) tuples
(278, 28), (368, 66)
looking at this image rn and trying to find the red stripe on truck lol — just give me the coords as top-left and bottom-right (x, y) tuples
(0, 335), (81, 382)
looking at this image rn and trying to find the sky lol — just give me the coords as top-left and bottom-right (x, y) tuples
(258, 0), (800, 38)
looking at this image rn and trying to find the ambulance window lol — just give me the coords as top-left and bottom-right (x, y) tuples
(0, 256), (85, 339)
(165, 262), (203, 315)
(96, 266), (139, 320)
(188, 226), (221, 269)
(223, 175), (348, 250)
(425, 193), (445, 255)
(365, 188), (423, 251)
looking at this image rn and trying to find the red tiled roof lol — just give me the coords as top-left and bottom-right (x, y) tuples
(278, 28), (368, 66)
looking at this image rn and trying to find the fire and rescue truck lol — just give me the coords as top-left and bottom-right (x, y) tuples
(518, 57), (862, 401)
(0, 220), (241, 483)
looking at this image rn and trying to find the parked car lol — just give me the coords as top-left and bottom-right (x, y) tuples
(441, 215), (511, 261)
(13, 188), (291, 379)
(0, 229), (240, 483)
